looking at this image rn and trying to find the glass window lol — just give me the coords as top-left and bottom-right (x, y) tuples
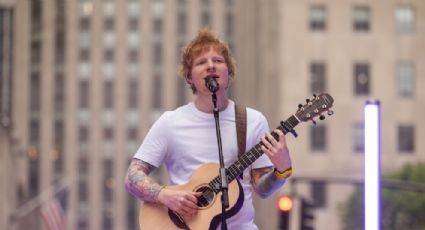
(104, 49), (114, 62)
(30, 73), (40, 112)
(127, 31), (139, 49)
(127, 62), (139, 78)
(311, 181), (326, 208)
(103, 1), (115, 18)
(310, 125), (327, 152)
(225, 11), (234, 38)
(80, 49), (90, 61)
(354, 63), (370, 96)
(310, 62), (326, 93)
(353, 122), (364, 153)
(103, 62), (115, 79)
(103, 31), (116, 48)
(79, 80), (89, 108)
(128, 79), (139, 109)
(104, 18), (114, 30)
(398, 125), (414, 153)
(103, 81), (114, 109)
(79, 31), (91, 49)
(80, 1), (93, 17)
(79, 126), (89, 143)
(127, 110), (139, 127)
(80, 17), (90, 31)
(309, 5), (327, 31)
(177, 12), (187, 36)
(153, 42), (163, 65)
(353, 6), (370, 32)
(396, 62), (415, 97)
(79, 61), (91, 79)
(152, 0), (164, 18)
(395, 5), (415, 33)
(127, 1), (140, 19)
(153, 74), (162, 109)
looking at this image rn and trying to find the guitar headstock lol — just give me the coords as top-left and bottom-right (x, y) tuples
(295, 93), (334, 124)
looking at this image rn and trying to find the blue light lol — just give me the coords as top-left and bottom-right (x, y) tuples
(364, 101), (381, 230)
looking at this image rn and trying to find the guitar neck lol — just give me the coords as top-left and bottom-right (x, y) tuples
(207, 115), (300, 192)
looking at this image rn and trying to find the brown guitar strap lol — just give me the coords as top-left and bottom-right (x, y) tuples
(235, 103), (247, 160)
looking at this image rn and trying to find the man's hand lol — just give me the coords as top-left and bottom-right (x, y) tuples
(260, 129), (291, 172)
(157, 189), (202, 221)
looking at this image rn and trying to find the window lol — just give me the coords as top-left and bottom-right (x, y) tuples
(353, 122), (364, 153)
(153, 42), (163, 65)
(396, 62), (415, 97)
(395, 5), (415, 33)
(153, 74), (162, 109)
(127, 31), (139, 49)
(103, 31), (116, 48)
(225, 12), (234, 37)
(398, 125), (414, 153)
(309, 5), (327, 31)
(79, 126), (89, 142)
(353, 6), (370, 32)
(79, 31), (91, 49)
(310, 62), (326, 93)
(201, 0), (211, 26)
(103, 1), (115, 18)
(104, 49), (114, 62)
(54, 74), (65, 113)
(128, 79), (139, 109)
(79, 80), (89, 108)
(104, 18), (114, 31)
(30, 73), (40, 112)
(79, 49), (90, 61)
(103, 81), (114, 109)
(177, 12), (187, 36)
(79, 17), (90, 31)
(127, 1), (140, 19)
(310, 125), (327, 152)
(354, 63), (370, 95)
(78, 179), (88, 202)
(311, 181), (326, 208)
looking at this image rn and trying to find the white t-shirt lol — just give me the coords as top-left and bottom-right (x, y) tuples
(134, 100), (273, 229)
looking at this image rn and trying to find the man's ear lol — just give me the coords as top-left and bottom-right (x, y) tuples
(186, 75), (192, 84)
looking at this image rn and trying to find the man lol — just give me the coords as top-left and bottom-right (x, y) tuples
(125, 29), (292, 229)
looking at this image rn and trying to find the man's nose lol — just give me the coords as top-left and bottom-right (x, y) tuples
(207, 60), (216, 72)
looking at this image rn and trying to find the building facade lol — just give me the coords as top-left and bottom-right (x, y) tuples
(2, 0), (424, 230)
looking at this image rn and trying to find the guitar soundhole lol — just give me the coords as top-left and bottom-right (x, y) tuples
(195, 185), (215, 209)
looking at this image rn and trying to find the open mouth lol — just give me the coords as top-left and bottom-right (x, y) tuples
(205, 74), (219, 79)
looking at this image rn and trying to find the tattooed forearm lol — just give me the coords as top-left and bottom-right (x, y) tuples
(124, 158), (163, 203)
(251, 166), (285, 199)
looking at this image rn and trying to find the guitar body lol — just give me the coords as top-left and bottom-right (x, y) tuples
(139, 163), (244, 230)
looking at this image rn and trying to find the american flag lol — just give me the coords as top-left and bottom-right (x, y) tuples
(39, 189), (67, 230)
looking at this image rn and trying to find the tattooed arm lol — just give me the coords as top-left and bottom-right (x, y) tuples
(124, 158), (163, 203)
(251, 166), (286, 199)
(124, 158), (201, 219)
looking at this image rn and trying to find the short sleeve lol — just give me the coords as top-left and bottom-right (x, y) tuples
(133, 112), (170, 167)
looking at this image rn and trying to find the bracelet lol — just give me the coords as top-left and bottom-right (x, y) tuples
(274, 167), (292, 180)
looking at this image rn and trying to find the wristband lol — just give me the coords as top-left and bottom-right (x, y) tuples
(274, 167), (292, 180)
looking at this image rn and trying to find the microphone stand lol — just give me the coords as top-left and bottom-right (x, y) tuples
(211, 92), (229, 230)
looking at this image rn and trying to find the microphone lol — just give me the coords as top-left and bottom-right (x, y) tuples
(205, 76), (219, 93)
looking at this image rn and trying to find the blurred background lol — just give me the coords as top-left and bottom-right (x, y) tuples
(0, 0), (424, 229)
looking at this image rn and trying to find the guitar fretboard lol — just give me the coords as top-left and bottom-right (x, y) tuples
(208, 115), (300, 193)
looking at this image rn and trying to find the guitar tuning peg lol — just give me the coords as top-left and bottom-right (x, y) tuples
(313, 94), (317, 98)
(298, 104), (303, 109)
(319, 115), (325, 120)
(327, 110), (334, 116)
(306, 98), (310, 103)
